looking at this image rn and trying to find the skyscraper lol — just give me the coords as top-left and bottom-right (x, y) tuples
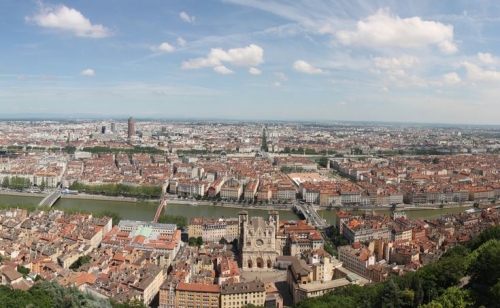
(128, 117), (135, 138)
(101, 126), (106, 134)
(110, 122), (116, 133)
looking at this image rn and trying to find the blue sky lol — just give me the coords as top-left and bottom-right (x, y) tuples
(2, 0), (500, 123)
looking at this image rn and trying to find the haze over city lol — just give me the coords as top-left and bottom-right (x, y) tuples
(2, 0), (500, 123)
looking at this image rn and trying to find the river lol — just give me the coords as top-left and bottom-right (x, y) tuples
(0, 194), (474, 223)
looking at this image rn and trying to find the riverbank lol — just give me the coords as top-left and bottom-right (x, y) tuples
(61, 194), (138, 203)
(168, 199), (294, 211)
(0, 191), (47, 198)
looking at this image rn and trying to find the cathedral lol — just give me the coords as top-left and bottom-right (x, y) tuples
(238, 210), (325, 271)
(239, 210), (281, 270)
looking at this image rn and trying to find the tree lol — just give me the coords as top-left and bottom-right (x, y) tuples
(490, 280), (500, 305)
(110, 298), (148, 308)
(1, 177), (9, 188)
(69, 255), (92, 271)
(261, 129), (268, 152)
(380, 279), (403, 307)
(469, 239), (500, 286)
(39, 179), (46, 192)
(196, 236), (203, 247)
(432, 158), (440, 164)
(421, 287), (472, 308)
(188, 237), (197, 247)
(157, 214), (187, 229)
(411, 275), (424, 307)
(17, 265), (30, 278)
(318, 156), (328, 168)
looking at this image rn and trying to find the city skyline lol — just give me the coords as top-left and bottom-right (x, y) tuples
(3, 0), (500, 124)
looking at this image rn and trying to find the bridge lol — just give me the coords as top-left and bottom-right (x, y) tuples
(152, 195), (168, 223)
(293, 203), (330, 230)
(38, 190), (61, 207)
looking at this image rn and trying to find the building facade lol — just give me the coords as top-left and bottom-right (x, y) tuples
(239, 211), (280, 270)
(220, 281), (266, 308)
(128, 116), (135, 139)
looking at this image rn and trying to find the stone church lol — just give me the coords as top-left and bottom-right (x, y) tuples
(239, 210), (281, 270)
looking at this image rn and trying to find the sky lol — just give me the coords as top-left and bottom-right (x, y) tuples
(3, 0), (500, 123)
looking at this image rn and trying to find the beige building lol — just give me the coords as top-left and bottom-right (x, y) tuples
(175, 283), (220, 308)
(220, 178), (243, 200)
(188, 218), (239, 243)
(220, 281), (266, 308)
(338, 243), (375, 276)
(140, 266), (166, 306)
(390, 225), (412, 242)
(286, 256), (368, 304)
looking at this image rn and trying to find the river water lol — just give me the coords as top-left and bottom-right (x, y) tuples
(0, 194), (474, 223)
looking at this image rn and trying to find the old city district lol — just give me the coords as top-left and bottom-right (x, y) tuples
(2, 120), (500, 306)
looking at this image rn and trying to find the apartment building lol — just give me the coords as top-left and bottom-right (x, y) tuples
(286, 256), (364, 304)
(175, 283), (220, 308)
(188, 218), (239, 243)
(342, 219), (391, 244)
(220, 178), (243, 200)
(220, 281), (266, 308)
(338, 243), (375, 276)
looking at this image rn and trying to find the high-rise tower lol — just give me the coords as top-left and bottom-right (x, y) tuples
(128, 117), (135, 138)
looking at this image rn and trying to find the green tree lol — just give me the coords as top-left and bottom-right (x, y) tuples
(318, 156), (328, 168)
(469, 239), (500, 286)
(110, 298), (148, 308)
(157, 214), (187, 229)
(400, 289), (414, 308)
(196, 236), (203, 247)
(261, 128), (268, 152)
(188, 237), (197, 246)
(39, 179), (46, 191)
(411, 275), (424, 307)
(17, 265), (30, 278)
(381, 279), (403, 307)
(421, 287), (472, 308)
(69, 255), (92, 270)
(1, 177), (9, 188)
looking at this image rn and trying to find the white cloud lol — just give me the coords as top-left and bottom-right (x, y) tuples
(273, 81), (281, 87)
(152, 42), (175, 53)
(275, 72), (288, 81)
(336, 9), (457, 54)
(79, 69), (95, 76)
(248, 67), (261, 75)
(462, 61), (500, 82)
(293, 60), (329, 75)
(180, 11), (195, 25)
(25, 2), (111, 38)
(338, 101), (347, 106)
(382, 86), (389, 91)
(439, 40), (458, 55)
(478, 52), (497, 64)
(182, 44), (264, 69)
(177, 37), (186, 47)
(442, 72), (461, 84)
(213, 65), (234, 74)
(374, 55), (419, 70)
